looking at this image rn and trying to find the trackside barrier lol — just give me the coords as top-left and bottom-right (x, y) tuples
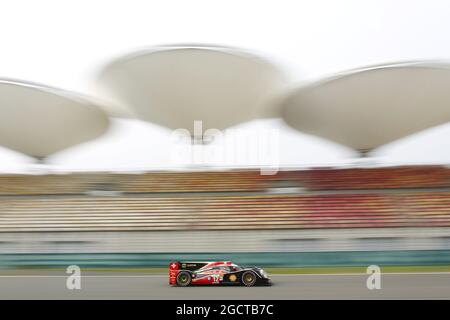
(1, 250), (450, 269)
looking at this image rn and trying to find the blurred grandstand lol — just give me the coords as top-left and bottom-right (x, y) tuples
(1, 49), (450, 271)
(1, 165), (450, 269)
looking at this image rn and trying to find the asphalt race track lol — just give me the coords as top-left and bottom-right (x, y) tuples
(1, 271), (450, 299)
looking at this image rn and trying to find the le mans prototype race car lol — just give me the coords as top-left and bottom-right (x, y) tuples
(169, 261), (271, 287)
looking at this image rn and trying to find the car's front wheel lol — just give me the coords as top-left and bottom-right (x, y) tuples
(241, 271), (257, 287)
(176, 271), (192, 287)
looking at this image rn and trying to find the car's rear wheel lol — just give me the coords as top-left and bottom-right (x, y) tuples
(176, 271), (192, 287)
(241, 271), (257, 287)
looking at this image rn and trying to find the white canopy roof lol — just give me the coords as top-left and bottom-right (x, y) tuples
(0, 80), (110, 159)
(95, 45), (288, 137)
(280, 62), (450, 153)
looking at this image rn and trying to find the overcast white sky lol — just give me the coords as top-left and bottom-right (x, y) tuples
(0, 0), (450, 172)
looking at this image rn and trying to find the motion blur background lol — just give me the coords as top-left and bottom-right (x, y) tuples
(1, 0), (450, 273)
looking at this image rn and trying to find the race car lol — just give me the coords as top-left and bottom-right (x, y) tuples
(169, 261), (271, 287)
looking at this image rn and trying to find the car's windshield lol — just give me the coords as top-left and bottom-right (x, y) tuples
(231, 265), (242, 271)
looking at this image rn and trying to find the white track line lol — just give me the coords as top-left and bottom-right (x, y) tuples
(272, 272), (450, 276)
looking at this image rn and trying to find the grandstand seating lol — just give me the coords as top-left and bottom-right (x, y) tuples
(0, 173), (112, 195)
(1, 192), (449, 232)
(1, 166), (449, 233)
(0, 171), (274, 195)
(120, 171), (274, 193)
(295, 166), (450, 190)
(0, 166), (449, 196)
